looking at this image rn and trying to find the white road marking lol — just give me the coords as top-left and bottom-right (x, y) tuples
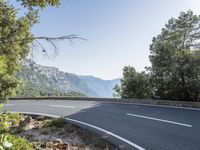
(49, 105), (75, 109)
(8, 111), (146, 150)
(8, 111), (60, 118)
(107, 101), (200, 111)
(126, 113), (192, 128)
(65, 118), (146, 150)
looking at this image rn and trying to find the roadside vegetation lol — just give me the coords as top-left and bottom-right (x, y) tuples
(115, 10), (200, 102)
(0, 113), (119, 150)
(0, 113), (34, 150)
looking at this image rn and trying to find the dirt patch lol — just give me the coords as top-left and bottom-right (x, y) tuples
(14, 115), (120, 150)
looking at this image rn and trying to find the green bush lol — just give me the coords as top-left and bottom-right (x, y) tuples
(0, 113), (23, 134)
(0, 113), (33, 150)
(41, 128), (51, 135)
(48, 118), (66, 128)
(0, 133), (34, 150)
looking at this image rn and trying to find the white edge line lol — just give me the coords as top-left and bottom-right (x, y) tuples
(49, 105), (75, 109)
(8, 111), (60, 118)
(64, 117), (146, 150)
(3, 104), (15, 106)
(126, 113), (192, 128)
(107, 101), (200, 111)
(8, 111), (145, 150)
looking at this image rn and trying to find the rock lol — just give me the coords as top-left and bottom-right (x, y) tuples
(40, 142), (46, 148)
(36, 116), (50, 121)
(57, 143), (68, 149)
(27, 124), (34, 129)
(19, 116), (31, 127)
(54, 138), (63, 143)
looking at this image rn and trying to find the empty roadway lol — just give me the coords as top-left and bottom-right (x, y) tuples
(3, 100), (200, 150)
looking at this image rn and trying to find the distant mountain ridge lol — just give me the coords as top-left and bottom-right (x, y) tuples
(17, 59), (120, 98)
(78, 76), (120, 97)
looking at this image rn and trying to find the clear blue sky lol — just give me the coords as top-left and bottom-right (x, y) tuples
(12, 0), (200, 79)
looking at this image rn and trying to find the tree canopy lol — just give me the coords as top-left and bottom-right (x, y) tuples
(17, 0), (60, 8)
(149, 10), (200, 101)
(114, 66), (151, 99)
(115, 10), (200, 101)
(0, 1), (37, 101)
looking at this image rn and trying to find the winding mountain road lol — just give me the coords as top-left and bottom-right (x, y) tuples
(3, 100), (200, 150)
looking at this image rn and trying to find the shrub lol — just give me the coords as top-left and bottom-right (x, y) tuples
(48, 118), (66, 128)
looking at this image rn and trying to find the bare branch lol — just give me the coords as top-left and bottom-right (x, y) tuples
(0, 34), (87, 58)
(0, 34), (87, 44)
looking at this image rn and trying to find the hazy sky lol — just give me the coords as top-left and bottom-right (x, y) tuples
(12, 0), (200, 79)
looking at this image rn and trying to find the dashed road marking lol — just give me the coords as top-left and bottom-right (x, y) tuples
(49, 105), (75, 109)
(127, 113), (192, 127)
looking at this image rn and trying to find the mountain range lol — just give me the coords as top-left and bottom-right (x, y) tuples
(17, 59), (120, 98)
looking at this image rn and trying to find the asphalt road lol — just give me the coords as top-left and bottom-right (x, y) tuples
(3, 100), (200, 150)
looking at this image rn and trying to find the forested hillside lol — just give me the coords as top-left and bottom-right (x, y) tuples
(16, 59), (120, 97)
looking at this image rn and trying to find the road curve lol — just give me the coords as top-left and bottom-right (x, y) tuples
(3, 99), (200, 150)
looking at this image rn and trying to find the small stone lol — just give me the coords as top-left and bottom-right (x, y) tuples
(28, 124), (34, 129)
(54, 138), (62, 143)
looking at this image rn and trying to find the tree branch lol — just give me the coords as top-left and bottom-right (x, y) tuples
(0, 34), (87, 58)
(0, 34), (87, 44)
